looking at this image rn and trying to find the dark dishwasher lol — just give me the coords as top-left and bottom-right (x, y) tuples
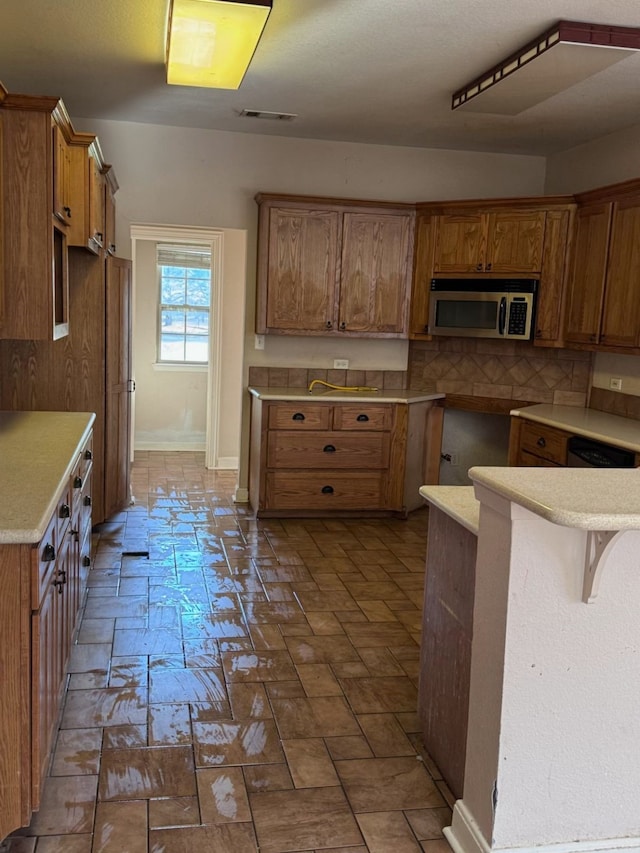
(566, 435), (635, 468)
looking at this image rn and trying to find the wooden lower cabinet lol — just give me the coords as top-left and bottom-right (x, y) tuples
(508, 417), (570, 466)
(0, 430), (92, 840)
(249, 396), (443, 517)
(418, 506), (477, 799)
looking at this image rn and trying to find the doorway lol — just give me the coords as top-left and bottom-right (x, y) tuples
(130, 224), (246, 470)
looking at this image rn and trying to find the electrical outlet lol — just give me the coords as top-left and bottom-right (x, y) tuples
(254, 334), (265, 351)
(333, 358), (349, 370)
(610, 377), (623, 391)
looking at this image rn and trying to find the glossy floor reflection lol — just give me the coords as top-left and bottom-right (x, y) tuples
(5, 451), (452, 853)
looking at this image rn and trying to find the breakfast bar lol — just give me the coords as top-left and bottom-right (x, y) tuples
(420, 468), (640, 853)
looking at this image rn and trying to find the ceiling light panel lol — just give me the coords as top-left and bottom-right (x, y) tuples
(167, 0), (271, 90)
(452, 21), (640, 115)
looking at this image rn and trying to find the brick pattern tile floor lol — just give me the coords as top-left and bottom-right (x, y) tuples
(4, 451), (453, 853)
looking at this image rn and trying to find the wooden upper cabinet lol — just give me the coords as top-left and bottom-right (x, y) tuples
(488, 210), (546, 273)
(563, 203), (611, 346)
(67, 135), (106, 254)
(409, 213), (435, 338)
(0, 95), (70, 341)
(255, 194), (414, 338)
(262, 206), (339, 333)
(339, 211), (412, 334)
(432, 213), (485, 272)
(533, 208), (573, 346)
(52, 123), (71, 228)
(600, 198), (640, 348)
(103, 166), (118, 256)
(432, 209), (546, 274)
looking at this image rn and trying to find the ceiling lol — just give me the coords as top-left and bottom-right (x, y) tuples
(1, 0), (639, 155)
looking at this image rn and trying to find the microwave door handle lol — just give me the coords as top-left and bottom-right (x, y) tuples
(498, 297), (507, 336)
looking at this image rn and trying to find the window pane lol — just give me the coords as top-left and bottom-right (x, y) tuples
(185, 335), (209, 362)
(186, 274), (211, 307)
(160, 333), (186, 361)
(161, 274), (186, 305)
(186, 310), (209, 334)
(161, 310), (186, 334)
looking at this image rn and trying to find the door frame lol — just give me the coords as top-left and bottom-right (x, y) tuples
(130, 223), (224, 468)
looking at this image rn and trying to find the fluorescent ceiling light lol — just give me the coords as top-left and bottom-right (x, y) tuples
(452, 21), (640, 115)
(167, 0), (272, 89)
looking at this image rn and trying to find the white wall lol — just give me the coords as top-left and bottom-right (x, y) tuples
(74, 117), (546, 481)
(545, 121), (640, 399)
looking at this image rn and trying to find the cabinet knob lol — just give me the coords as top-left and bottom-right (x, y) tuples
(82, 555), (91, 568)
(537, 437), (546, 448)
(74, 476), (83, 489)
(95, 231), (103, 242)
(325, 320), (333, 329)
(43, 543), (56, 562)
(84, 495), (92, 507)
(339, 321), (346, 331)
(323, 444), (336, 453)
(53, 568), (66, 593)
(84, 449), (93, 460)
(59, 503), (70, 518)
(63, 206), (72, 219)
(356, 414), (369, 422)
(292, 413), (305, 421)
(485, 262), (492, 271)
(535, 329), (542, 338)
(109, 243), (116, 254)
(590, 334), (597, 342)
(321, 485), (334, 494)
(476, 263), (483, 271)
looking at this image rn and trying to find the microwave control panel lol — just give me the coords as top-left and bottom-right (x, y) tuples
(507, 298), (529, 336)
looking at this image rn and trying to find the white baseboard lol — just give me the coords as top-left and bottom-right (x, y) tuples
(234, 487), (249, 504)
(445, 800), (640, 853)
(212, 456), (239, 470)
(134, 441), (206, 451)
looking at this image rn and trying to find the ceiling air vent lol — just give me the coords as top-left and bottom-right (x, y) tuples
(239, 109), (297, 121)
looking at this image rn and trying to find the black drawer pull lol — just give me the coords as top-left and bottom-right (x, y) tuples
(59, 503), (70, 518)
(82, 555), (91, 568)
(74, 476), (83, 489)
(321, 485), (334, 494)
(325, 320), (333, 329)
(84, 449), (93, 460)
(84, 495), (92, 507)
(339, 321), (346, 330)
(292, 413), (305, 421)
(356, 414), (369, 422)
(43, 543), (56, 562)
(536, 437), (546, 448)
(323, 444), (336, 453)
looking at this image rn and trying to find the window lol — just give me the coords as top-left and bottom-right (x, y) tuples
(157, 243), (212, 363)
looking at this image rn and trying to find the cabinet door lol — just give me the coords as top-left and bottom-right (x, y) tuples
(534, 209), (572, 345)
(409, 213), (435, 338)
(564, 203), (612, 345)
(89, 150), (105, 250)
(600, 199), (640, 348)
(487, 210), (546, 273)
(339, 212), (412, 335)
(264, 208), (340, 332)
(105, 256), (132, 519)
(52, 123), (71, 227)
(432, 214), (485, 273)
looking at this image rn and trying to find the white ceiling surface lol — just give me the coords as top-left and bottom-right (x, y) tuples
(1, 0), (640, 155)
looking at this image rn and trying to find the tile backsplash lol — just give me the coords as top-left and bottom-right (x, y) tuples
(408, 338), (592, 406)
(248, 366), (408, 390)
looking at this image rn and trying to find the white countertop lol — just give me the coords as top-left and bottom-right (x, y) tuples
(0, 410), (95, 544)
(511, 404), (640, 453)
(249, 386), (444, 404)
(469, 465), (640, 531)
(419, 485), (479, 535)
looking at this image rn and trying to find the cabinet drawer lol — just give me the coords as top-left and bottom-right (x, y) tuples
(519, 421), (569, 465)
(267, 431), (390, 469)
(265, 471), (385, 509)
(518, 449), (563, 467)
(332, 404), (393, 430)
(268, 404), (332, 430)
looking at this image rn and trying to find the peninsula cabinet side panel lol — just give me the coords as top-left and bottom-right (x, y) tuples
(0, 544), (32, 840)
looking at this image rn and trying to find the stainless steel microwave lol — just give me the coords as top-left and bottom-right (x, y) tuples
(428, 278), (538, 340)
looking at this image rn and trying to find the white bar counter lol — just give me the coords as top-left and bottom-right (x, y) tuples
(444, 465), (640, 853)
